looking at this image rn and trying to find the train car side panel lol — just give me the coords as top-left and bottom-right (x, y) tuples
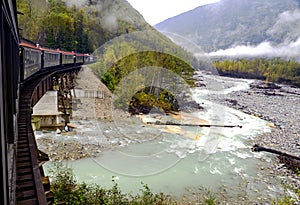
(21, 46), (42, 80)
(62, 52), (75, 65)
(75, 54), (84, 65)
(43, 50), (60, 68)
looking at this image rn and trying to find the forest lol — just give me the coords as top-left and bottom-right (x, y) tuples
(17, 0), (153, 53)
(18, 0), (91, 53)
(213, 58), (300, 87)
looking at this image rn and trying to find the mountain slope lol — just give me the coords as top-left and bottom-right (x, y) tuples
(155, 0), (300, 53)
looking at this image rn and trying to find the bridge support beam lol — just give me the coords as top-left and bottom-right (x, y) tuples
(32, 70), (80, 130)
(52, 70), (79, 125)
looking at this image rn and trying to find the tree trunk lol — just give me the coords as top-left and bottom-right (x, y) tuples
(251, 144), (300, 170)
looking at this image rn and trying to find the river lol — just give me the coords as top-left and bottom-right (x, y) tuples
(42, 74), (284, 201)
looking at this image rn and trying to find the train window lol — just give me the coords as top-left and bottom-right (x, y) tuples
(62, 54), (74, 64)
(23, 48), (41, 79)
(44, 52), (60, 67)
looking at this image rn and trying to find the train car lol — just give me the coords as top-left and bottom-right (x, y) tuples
(61, 51), (75, 65)
(1, 1), (20, 204)
(75, 53), (85, 65)
(19, 42), (42, 80)
(41, 47), (61, 68)
(84, 54), (96, 64)
(20, 40), (90, 81)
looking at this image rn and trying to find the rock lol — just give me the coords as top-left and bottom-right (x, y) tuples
(267, 123), (276, 128)
(250, 81), (281, 90)
(56, 128), (62, 134)
(226, 98), (238, 105)
(180, 100), (204, 112)
(195, 82), (206, 87)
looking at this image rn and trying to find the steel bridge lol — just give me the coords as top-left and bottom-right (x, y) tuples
(1, 1), (82, 204)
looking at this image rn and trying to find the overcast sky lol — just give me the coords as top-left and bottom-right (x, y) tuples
(126, 0), (220, 25)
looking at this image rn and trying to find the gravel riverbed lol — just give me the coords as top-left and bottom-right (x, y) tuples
(204, 76), (300, 194)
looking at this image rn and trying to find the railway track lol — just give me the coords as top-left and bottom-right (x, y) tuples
(16, 83), (51, 205)
(15, 66), (81, 205)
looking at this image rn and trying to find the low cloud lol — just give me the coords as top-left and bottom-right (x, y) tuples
(207, 37), (300, 59)
(206, 9), (300, 60)
(102, 14), (118, 32)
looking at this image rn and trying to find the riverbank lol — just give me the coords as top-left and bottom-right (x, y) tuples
(204, 76), (300, 191)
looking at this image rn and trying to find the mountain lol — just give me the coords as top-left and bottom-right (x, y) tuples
(155, 0), (300, 54)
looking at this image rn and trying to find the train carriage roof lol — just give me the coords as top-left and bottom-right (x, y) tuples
(19, 41), (41, 50)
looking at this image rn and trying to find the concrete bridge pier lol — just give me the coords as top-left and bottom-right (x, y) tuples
(32, 70), (80, 130)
